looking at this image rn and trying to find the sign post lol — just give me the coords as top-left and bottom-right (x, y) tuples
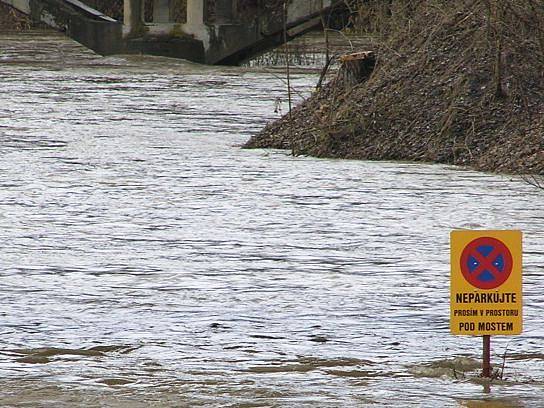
(450, 230), (522, 377)
(483, 335), (491, 378)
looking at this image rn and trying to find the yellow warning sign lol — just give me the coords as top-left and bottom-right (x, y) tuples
(451, 230), (522, 335)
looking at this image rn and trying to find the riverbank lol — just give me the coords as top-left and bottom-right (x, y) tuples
(244, 1), (544, 175)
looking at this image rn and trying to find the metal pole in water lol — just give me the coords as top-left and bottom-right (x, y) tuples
(483, 335), (491, 378)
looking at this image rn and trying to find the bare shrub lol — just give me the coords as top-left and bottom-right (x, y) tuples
(247, 0), (544, 175)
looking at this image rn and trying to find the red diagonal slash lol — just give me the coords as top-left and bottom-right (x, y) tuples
(471, 247), (501, 279)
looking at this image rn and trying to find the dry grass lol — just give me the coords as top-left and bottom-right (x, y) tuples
(246, 0), (544, 175)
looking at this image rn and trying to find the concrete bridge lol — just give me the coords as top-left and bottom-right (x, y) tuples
(2, 0), (346, 64)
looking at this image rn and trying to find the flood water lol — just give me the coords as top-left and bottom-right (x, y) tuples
(1, 30), (544, 407)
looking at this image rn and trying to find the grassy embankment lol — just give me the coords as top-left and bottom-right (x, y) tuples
(245, 0), (544, 175)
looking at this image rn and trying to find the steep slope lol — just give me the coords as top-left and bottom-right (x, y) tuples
(245, 0), (544, 174)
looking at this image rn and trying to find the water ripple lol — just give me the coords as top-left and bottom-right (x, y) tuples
(0, 30), (544, 407)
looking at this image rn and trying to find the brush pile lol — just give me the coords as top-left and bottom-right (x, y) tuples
(245, 0), (544, 174)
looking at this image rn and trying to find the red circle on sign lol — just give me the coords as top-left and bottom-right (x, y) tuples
(460, 237), (513, 290)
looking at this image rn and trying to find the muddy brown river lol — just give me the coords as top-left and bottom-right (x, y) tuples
(1, 30), (544, 407)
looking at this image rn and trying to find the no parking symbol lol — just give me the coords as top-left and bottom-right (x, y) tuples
(460, 236), (513, 290)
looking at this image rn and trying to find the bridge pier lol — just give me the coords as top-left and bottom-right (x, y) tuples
(186, 0), (204, 26)
(123, 0), (142, 36)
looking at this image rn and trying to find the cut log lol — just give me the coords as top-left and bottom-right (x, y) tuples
(337, 51), (376, 88)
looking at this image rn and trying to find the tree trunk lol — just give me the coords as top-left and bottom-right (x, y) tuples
(337, 51), (376, 88)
